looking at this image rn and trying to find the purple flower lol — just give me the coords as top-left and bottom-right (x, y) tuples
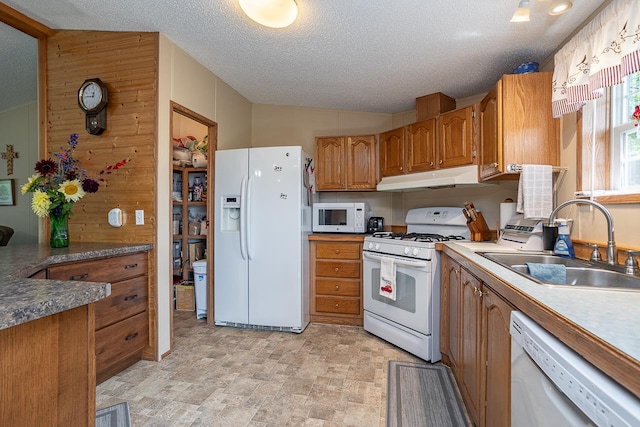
(82, 178), (100, 193)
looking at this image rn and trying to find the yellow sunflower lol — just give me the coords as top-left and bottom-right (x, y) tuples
(58, 179), (86, 202)
(21, 174), (41, 195)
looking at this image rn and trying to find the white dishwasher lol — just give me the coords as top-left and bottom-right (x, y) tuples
(510, 311), (640, 427)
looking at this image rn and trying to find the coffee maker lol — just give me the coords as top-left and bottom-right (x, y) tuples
(367, 217), (384, 234)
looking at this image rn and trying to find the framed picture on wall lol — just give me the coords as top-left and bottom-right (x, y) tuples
(0, 179), (16, 206)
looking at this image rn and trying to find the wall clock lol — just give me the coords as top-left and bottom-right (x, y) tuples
(78, 78), (108, 135)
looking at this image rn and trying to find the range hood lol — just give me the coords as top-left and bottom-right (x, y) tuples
(376, 165), (488, 191)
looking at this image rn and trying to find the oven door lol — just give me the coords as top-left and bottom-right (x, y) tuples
(362, 251), (433, 335)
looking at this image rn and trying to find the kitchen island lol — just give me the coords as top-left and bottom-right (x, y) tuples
(0, 242), (152, 426)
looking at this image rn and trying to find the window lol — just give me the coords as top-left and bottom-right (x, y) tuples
(611, 72), (640, 192)
(578, 71), (640, 204)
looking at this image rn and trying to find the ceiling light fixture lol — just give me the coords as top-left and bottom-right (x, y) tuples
(510, 0), (530, 23)
(548, 0), (573, 16)
(239, 0), (298, 28)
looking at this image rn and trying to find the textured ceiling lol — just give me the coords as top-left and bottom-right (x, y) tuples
(1, 0), (607, 113)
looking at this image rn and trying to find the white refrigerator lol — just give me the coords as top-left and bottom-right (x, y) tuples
(214, 146), (312, 332)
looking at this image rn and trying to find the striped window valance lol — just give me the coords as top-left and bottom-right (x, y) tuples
(552, 0), (640, 118)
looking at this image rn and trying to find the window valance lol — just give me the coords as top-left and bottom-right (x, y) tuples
(552, 0), (640, 118)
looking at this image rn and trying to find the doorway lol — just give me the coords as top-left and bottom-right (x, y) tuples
(170, 102), (217, 345)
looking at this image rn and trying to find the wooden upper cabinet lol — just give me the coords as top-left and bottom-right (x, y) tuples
(315, 135), (377, 191)
(315, 136), (346, 190)
(439, 105), (476, 168)
(407, 119), (437, 173)
(479, 71), (559, 180)
(346, 135), (377, 190)
(380, 127), (406, 177)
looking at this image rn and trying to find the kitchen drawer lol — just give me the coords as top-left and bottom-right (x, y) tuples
(48, 252), (148, 283)
(316, 242), (361, 260)
(316, 260), (360, 278)
(315, 296), (360, 315)
(316, 278), (360, 297)
(95, 311), (148, 372)
(95, 276), (148, 330)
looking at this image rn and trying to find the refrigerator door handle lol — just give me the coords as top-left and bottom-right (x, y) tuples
(239, 175), (248, 260)
(247, 174), (253, 260)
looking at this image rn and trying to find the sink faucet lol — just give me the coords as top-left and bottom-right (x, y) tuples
(548, 199), (616, 265)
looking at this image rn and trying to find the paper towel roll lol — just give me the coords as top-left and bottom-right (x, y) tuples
(500, 202), (517, 230)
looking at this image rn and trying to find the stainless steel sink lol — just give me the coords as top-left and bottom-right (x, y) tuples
(480, 252), (640, 291)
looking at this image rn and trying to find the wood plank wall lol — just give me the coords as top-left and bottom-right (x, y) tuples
(47, 30), (159, 360)
(46, 30), (158, 243)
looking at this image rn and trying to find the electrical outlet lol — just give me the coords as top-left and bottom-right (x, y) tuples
(135, 210), (144, 225)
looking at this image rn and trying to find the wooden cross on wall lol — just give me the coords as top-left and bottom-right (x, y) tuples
(1, 145), (19, 175)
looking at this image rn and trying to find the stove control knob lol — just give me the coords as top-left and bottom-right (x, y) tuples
(404, 247), (410, 255)
(368, 242), (374, 250)
(412, 248), (420, 256)
(375, 243), (381, 250)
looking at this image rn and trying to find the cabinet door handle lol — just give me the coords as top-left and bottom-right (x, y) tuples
(399, 166), (403, 171)
(125, 332), (139, 341)
(429, 161), (434, 167)
(124, 294), (138, 301)
(491, 162), (499, 168)
(69, 273), (89, 281)
(439, 159), (443, 164)
(124, 263), (138, 270)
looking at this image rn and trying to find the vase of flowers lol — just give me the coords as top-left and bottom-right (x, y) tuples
(21, 133), (130, 248)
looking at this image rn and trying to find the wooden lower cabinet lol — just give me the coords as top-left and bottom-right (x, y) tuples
(48, 251), (150, 384)
(440, 254), (513, 427)
(310, 238), (363, 326)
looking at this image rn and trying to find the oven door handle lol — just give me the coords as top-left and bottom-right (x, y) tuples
(362, 252), (429, 269)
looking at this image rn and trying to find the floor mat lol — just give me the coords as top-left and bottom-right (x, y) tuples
(387, 361), (469, 427)
(95, 401), (131, 427)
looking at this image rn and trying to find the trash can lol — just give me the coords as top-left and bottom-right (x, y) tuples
(192, 260), (207, 319)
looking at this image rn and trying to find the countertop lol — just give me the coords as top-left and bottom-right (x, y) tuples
(445, 241), (640, 367)
(309, 233), (367, 242)
(0, 242), (153, 331)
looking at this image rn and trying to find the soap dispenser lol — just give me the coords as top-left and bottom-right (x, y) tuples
(553, 219), (575, 258)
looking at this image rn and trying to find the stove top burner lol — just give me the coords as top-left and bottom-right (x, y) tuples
(370, 232), (466, 242)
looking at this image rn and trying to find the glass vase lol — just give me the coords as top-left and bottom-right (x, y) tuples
(50, 212), (69, 248)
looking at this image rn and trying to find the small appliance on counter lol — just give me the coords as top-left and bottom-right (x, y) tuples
(497, 214), (544, 251)
(367, 216), (384, 234)
(312, 202), (368, 233)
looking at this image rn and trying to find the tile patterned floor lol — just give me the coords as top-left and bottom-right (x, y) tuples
(96, 311), (424, 426)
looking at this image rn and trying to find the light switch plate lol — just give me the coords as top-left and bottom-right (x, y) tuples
(135, 210), (144, 225)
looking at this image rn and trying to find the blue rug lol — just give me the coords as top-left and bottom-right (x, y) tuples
(96, 402), (131, 427)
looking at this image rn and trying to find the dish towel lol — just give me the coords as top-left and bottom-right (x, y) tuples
(380, 257), (397, 301)
(516, 164), (553, 219)
(526, 263), (566, 284)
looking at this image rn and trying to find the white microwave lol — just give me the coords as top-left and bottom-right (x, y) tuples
(312, 202), (368, 233)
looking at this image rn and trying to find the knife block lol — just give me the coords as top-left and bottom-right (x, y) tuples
(467, 212), (492, 241)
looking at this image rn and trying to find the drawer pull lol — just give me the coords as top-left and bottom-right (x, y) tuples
(335, 249), (340, 254)
(124, 294), (138, 301)
(124, 332), (139, 341)
(69, 273), (89, 281)
(334, 268), (339, 272)
(124, 263), (138, 270)
(335, 304), (339, 308)
(335, 285), (340, 290)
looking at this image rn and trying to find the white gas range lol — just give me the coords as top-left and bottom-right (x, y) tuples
(362, 207), (469, 362)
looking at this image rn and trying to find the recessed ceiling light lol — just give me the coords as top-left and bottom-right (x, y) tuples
(511, 0), (530, 23)
(239, 0), (298, 28)
(549, 0), (573, 16)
